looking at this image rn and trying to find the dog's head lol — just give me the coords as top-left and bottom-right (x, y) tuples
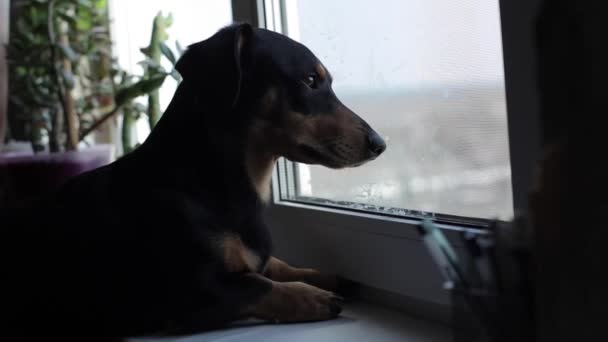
(176, 23), (386, 169)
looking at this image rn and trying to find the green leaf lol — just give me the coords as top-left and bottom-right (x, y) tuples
(29, 5), (44, 27)
(170, 68), (182, 82)
(95, 0), (108, 10)
(139, 47), (150, 56)
(78, 0), (95, 9)
(76, 8), (94, 31)
(159, 42), (176, 65)
(16, 19), (36, 44)
(58, 12), (79, 29)
(93, 46), (113, 57)
(9, 95), (27, 109)
(77, 19), (93, 31)
(23, 79), (55, 106)
(16, 67), (28, 77)
(133, 102), (147, 113)
(140, 75), (167, 92)
(137, 59), (165, 73)
(25, 83), (55, 107)
(90, 25), (109, 34)
(115, 74), (166, 106)
(175, 40), (185, 57)
(56, 43), (80, 62)
(61, 69), (76, 89)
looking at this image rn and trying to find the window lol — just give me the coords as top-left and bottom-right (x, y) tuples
(108, 0), (233, 144)
(256, 0), (541, 312)
(269, 0), (513, 223)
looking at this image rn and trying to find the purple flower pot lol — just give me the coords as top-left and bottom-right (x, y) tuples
(0, 144), (114, 208)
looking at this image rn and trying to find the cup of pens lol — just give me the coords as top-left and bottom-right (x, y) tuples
(417, 219), (522, 342)
(449, 281), (498, 342)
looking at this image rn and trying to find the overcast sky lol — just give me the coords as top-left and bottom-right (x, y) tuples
(289, 0), (506, 92)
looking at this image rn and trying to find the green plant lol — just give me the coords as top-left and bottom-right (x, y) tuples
(120, 11), (182, 154)
(5, 0), (175, 153)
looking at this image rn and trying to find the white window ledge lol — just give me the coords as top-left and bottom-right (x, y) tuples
(130, 301), (451, 342)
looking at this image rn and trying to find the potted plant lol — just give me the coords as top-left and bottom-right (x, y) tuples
(120, 11), (182, 154)
(1, 0), (180, 207)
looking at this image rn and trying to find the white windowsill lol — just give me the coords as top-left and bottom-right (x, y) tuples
(130, 301), (452, 342)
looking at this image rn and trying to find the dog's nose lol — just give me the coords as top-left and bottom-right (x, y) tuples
(367, 131), (386, 156)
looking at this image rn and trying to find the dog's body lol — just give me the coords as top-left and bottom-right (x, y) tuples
(2, 24), (385, 341)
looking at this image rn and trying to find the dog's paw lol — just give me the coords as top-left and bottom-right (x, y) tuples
(302, 272), (360, 299)
(304, 271), (339, 291)
(255, 281), (343, 323)
(278, 281), (344, 322)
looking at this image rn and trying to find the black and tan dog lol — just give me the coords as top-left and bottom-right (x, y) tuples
(2, 23), (386, 341)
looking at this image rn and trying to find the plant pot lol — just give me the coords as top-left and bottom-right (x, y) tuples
(0, 144), (114, 208)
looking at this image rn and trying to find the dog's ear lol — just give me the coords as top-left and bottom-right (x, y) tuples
(175, 23), (254, 108)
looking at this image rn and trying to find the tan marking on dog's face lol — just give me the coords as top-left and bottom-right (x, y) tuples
(315, 63), (328, 80)
(222, 234), (261, 273)
(249, 79), (382, 170)
(276, 105), (372, 168)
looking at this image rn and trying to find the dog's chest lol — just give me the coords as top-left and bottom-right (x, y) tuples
(218, 233), (265, 273)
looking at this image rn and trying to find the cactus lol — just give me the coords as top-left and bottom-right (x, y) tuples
(121, 105), (137, 155)
(141, 12), (173, 130)
(120, 11), (181, 155)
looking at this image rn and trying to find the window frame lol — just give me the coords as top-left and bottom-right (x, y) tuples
(234, 0), (542, 315)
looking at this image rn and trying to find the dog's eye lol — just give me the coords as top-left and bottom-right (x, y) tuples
(303, 74), (319, 89)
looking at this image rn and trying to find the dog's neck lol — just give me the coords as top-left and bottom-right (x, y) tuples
(245, 118), (281, 203)
(132, 82), (277, 209)
(245, 146), (277, 203)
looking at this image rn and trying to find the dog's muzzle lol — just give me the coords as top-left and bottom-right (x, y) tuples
(366, 131), (386, 157)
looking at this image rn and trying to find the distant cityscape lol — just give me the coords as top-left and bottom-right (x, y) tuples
(296, 83), (513, 221)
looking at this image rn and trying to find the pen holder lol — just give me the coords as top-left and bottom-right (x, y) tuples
(449, 284), (534, 342)
(449, 284), (498, 342)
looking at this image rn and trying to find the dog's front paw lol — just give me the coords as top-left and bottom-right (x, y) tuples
(254, 281), (343, 323)
(299, 271), (361, 301)
(303, 271), (339, 291)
